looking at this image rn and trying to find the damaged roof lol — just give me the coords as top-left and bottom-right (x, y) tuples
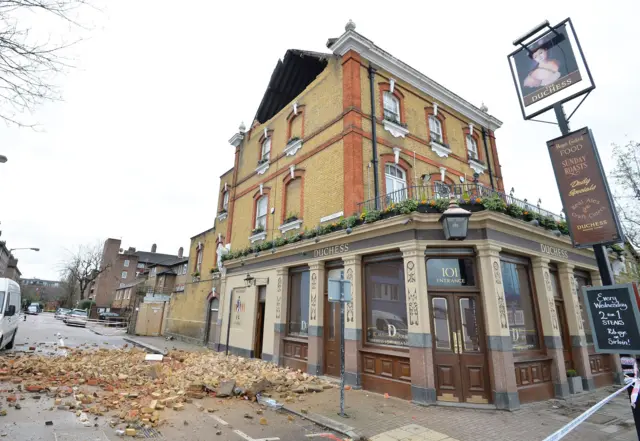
(254, 49), (332, 124)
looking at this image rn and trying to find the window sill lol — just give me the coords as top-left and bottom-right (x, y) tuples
(283, 335), (309, 343)
(255, 161), (270, 175)
(217, 211), (228, 222)
(468, 158), (487, 175)
(279, 219), (303, 234)
(284, 138), (303, 156)
(430, 140), (451, 158)
(382, 119), (409, 138)
(249, 231), (267, 243)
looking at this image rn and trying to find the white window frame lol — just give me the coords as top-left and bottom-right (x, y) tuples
(466, 135), (479, 161)
(196, 249), (203, 272)
(429, 116), (443, 144)
(123, 259), (130, 268)
(183, 263), (188, 275)
(222, 191), (229, 211)
(261, 138), (271, 162)
(383, 92), (400, 123)
(121, 271), (127, 279)
(255, 196), (268, 230)
(137, 263), (145, 269)
(384, 164), (407, 203)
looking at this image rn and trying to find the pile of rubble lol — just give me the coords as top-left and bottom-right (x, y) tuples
(0, 347), (332, 433)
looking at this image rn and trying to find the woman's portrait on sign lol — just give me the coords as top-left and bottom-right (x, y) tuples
(513, 24), (582, 107)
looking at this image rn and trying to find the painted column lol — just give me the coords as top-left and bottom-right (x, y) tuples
(272, 268), (289, 367)
(342, 254), (362, 388)
(531, 257), (569, 398)
(401, 243), (435, 405)
(215, 274), (226, 351)
(476, 244), (520, 410)
(307, 261), (325, 375)
(590, 270), (624, 384)
(558, 263), (594, 390)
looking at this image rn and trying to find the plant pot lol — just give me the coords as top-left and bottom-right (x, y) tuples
(417, 204), (439, 213)
(568, 376), (583, 394)
(460, 203), (486, 213)
(380, 211), (399, 220)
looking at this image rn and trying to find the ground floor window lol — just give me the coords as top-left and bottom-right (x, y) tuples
(364, 256), (408, 347)
(501, 258), (540, 351)
(288, 269), (310, 337)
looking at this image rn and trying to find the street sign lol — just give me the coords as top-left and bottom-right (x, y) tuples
(328, 279), (351, 302)
(582, 283), (640, 354)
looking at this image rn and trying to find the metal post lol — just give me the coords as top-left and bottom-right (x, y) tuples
(339, 279), (346, 417)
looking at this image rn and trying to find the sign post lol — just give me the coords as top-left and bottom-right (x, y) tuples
(328, 277), (352, 418)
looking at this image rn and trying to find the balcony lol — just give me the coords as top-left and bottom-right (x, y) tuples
(358, 183), (563, 224)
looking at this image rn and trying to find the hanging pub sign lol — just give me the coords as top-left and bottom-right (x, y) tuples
(507, 18), (595, 120)
(546, 127), (623, 248)
(582, 284), (640, 354)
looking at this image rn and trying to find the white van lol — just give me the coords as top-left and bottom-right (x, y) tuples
(0, 278), (20, 350)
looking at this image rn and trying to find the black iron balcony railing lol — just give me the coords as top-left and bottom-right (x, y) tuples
(357, 183), (562, 222)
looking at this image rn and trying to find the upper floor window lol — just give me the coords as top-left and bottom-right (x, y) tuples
(152, 267), (156, 275)
(137, 263), (145, 269)
(255, 196), (268, 230)
(383, 92), (400, 124)
(123, 259), (130, 268)
(261, 138), (271, 162)
(183, 263), (188, 275)
(121, 271), (127, 279)
(466, 135), (479, 160)
(429, 116), (443, 144)
(222, 191), (229, 211)
(195, 248), (203, 272)
(385, 163), (407, 204)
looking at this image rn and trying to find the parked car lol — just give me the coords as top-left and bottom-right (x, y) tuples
(64, 309), (88, 327)
(55, 308), (71, 319)
(26, 305), (39, 315)
(0, 278), (20, 350)
(98, 311), (119, 320)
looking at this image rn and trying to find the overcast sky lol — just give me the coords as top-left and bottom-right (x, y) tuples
(1, 0), (638, 280)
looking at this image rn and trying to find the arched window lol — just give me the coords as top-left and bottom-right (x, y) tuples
(385, 163), (407, 203)
(466, 135), (479, 160)
(383, 92), (400, 123)
(255, 196), (268, 230)
(260, 138), (271, 162)
(429, 115), (443, 144)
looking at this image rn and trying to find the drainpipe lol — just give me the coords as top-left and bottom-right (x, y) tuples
(225, 289), (233, 355)
(368, 64), (380, 210)
(481, 127), (495, 190)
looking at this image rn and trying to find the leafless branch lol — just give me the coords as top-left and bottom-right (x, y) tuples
(59, 242), (108, 301)
(611, 140), (640, 250)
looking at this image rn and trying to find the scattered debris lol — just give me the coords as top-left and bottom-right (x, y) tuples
(45, 421), (53, 426)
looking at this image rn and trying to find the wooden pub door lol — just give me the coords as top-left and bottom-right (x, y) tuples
(430, 293), (491, 404)
(323, 266), (344, 377)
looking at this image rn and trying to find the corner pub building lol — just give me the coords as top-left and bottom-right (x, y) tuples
(208, 22), (622, 411)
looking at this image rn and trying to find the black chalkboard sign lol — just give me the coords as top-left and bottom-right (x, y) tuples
(582, 283), (640, 354)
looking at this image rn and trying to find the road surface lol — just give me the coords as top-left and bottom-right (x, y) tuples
(0, 314), (344, 441)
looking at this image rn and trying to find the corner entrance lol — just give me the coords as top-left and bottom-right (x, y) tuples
(205, 297), (219, 349)
(254, 286), (267, 359)
(323, 266), (344, 377)
(430, 293), (490, 403)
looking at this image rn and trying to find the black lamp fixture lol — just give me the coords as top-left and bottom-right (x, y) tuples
(243, 273), (269, 287)
(439, 198), (471, 240)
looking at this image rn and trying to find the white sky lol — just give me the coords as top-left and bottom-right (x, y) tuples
(1, 0), (638, 280)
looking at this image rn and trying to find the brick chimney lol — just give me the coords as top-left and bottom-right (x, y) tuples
(151, 244), (157, 253)
(178, 247), (184, 258)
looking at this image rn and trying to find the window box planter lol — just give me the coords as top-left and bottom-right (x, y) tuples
(380, 210), (399, 220)
(382, 118), (409, 138)
(249, 231), (267, 243)
(284, 138), (303, 156)
(417, 203), (440, 213)
(430, 140), (452, 158)
(255, 160), (270, 175)
(279, 218), (303, 234)
(459, 202), (486, 213)
(468, 158), (487, 175)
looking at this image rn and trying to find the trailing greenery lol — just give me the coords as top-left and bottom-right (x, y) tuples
(251, 226), (265, 235)
(283, 212), (299, 224)
(220, 193), (570, 263)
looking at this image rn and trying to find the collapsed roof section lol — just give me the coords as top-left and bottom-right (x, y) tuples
(254, 49), (331, 124)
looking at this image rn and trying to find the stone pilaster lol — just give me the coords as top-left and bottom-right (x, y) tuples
(558, 263), (594, 390)
(589, 271), (624, 384)
(342, 254), (362, 388)
(272, 268), (289, 367)
(531, 257), (569, 398)
(476, 244), (520, 410)
(307, 261), (325, 375)
(401, 243), (435, 405)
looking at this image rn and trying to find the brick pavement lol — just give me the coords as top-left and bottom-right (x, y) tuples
(283, 385), (639, 441)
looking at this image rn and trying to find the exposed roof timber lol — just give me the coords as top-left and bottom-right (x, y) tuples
(330, 31), (503, 131)
(254, 50), (331, 124)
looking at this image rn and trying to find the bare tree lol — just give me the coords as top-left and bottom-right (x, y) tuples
(60, 243), (107, 301)
(59, 268), (78, 307)
(610, 140), (640, 248)
(0, 0), (92, 127)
